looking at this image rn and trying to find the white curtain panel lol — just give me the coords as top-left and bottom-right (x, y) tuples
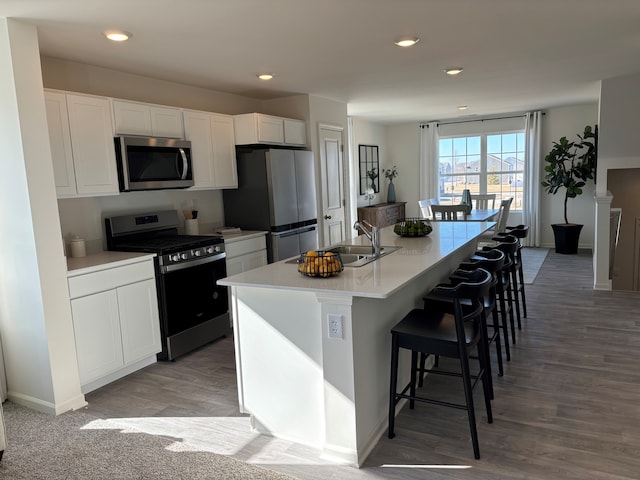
(419, 122), (439, 201)
(524, 111), (543, 247)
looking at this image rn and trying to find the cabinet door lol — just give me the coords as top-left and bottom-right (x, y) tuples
(150, 106), (184, 138)
(226, 256), (244, 277)
(66, 93), (119, 196)
(210, 113), (237, 188)
(184, 110), (215, 188)
(284, 118), (307, 145)
(71, 290), (123, 384)
(118, 279), (162, 364)
(112, 100), (152, 136)
(257, 114), (284, 143)
(44, 90), (77, 196)
(243, 250), (268, 271)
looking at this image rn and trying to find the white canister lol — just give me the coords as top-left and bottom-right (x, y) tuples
(70, 236), (86, 258)
(185, 219), (199, 235)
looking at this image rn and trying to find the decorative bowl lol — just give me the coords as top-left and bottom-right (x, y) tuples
(393, 218), (433, 237)
(297, 251), (344, 277)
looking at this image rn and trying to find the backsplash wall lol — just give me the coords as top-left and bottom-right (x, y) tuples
(58, 189), (225, 255)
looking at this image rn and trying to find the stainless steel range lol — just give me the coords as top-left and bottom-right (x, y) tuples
(105, 210), (229, 360)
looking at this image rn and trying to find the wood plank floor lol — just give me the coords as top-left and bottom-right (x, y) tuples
(84, 250), (640, 479)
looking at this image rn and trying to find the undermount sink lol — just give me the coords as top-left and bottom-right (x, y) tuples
(327, 245), (400, 267)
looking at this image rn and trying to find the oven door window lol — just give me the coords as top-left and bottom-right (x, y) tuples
(161, 260), (228, 336)
(126, 146), (193, 181)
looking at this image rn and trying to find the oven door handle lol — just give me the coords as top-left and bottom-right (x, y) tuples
(160, 252), (226, 274)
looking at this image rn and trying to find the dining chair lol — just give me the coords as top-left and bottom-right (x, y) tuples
(471, 194), (496, 210)
(476, 197), (513, 244)
(418, 198), (438, 219)
(431, 204), (468, 221)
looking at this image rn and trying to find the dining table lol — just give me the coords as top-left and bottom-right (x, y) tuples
(464, 208), (500, 221)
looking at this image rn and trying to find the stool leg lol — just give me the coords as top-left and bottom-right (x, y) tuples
(479, 310), (494, 399)
(459, 349), (481, 459)
(505, 275), (517, 344)
(491, 307), (504, 376)
(388, 334), (399, 439)
(478, 329), (494, 425)
(510, 266), (522, 330)
(496, 285), (511, 361)
(410, 350), (418, 409)
(517, 249), (528, 318)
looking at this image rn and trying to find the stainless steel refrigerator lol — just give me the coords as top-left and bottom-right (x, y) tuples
(223, 147), (318, 263)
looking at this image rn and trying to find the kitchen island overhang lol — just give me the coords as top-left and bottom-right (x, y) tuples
(218, 221), (495, 467)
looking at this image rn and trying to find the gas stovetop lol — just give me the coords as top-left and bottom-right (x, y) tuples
(111, 234), (223, 254)
(105, 210), (225, 265)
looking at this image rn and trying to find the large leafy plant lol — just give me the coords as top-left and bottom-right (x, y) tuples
(541, 125), (596, 224)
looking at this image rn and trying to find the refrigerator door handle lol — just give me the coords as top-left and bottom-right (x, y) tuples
(272, 225), (317, 237)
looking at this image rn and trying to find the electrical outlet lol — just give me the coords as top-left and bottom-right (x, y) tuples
(328, 314), (343, 339)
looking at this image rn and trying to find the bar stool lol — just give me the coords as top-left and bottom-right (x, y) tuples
(501, 225), (529, 318)
(421, 249), (506, 394)
(493, 235), (522, 332)
(472, 249), (513, 360)
(388, 268), (493, 459)
(482, 235), (520, 345)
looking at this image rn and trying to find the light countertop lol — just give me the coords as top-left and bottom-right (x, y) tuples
(218, 221), (494, 299)
(67, 251), (156, 276)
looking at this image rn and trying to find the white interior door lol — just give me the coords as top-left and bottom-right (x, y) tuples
(319, 124), (346, 247)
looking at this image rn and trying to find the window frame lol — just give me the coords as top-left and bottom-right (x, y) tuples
(437, 129), (525, 211)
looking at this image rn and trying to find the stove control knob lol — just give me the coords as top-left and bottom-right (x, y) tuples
(170, 254), (180, 262)
(205, 246), (214, 254)
(214, 246), (222, 253)
(180, 252), (189, 260)
(193, 249), (202, 257)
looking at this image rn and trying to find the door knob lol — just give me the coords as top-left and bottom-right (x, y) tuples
(324, 215), (332, 220)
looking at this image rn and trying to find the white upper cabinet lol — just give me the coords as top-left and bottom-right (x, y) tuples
(112, 99), (184, 138)
(66, 93), (119, 196)
(183, 109), (238, 189)
(283, 118), (307, 146)
(45, 90), (119, 198)
(234, 113), (307, 146)
(44, 90), (76, 196)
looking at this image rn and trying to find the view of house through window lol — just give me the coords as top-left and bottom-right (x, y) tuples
(438, 131), (524, 210)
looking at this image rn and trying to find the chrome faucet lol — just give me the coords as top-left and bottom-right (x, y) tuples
(353, 220), (381, 256)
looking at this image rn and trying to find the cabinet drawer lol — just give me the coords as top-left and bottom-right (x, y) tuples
(385, 206), (403, 222)
(226, 236), (267, 258)
(68, 260), (155, 299)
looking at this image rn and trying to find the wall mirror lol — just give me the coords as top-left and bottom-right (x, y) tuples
(359, 144), (379, 194)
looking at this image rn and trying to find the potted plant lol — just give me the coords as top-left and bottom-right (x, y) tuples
(541, 125), (597, 254)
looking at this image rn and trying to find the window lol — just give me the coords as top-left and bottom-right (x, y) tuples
(438, 131), (524, 210)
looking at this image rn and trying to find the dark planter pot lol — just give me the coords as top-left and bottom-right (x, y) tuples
(551, 223), (583, 254)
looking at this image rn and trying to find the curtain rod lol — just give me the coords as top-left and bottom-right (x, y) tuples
(420, 111), (544, 128)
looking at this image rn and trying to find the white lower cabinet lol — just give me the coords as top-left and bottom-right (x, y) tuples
(68, 259), (161, 393)
(225, 234), (268, 276)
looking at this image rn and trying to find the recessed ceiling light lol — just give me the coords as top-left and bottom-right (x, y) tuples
(104, 30), (132, 42)
(257, 73), (275, 81)
(394, 36), (420, 47)
(457, 105), (469, 111)
(445, 67), (463, 76)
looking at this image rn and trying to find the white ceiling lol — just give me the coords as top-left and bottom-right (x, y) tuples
(2, 0), (640, 124)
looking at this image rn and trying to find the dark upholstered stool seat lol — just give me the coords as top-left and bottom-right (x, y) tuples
(393, 308), (481, 357)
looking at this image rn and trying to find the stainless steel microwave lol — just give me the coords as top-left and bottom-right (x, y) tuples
(114, 136), (194, 191)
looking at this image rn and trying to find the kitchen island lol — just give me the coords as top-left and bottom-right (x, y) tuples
(218, 221), (494, 466)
